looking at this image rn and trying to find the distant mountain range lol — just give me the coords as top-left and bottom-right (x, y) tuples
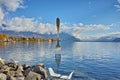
(0, 30), (80, 42)
(0, 29), (120, 42)
(113, 38), (120, 42)
(94, 35), (120, 42)
(79, 34), (120, 42)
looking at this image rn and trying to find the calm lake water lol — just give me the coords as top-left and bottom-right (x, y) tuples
(0, 41), (120, 80)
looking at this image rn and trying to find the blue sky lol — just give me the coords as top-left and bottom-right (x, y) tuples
(9, 0), (120, 24)
(8, 0), (120, 24)
(0, 0), (120, 40)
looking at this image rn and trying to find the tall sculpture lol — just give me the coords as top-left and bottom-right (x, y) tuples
(56, 18), (60, 40)
(56, 18), (61, 50)
(55, 18), (61, 72)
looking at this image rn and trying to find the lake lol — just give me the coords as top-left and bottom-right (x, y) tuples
(0, 41), (120, 80)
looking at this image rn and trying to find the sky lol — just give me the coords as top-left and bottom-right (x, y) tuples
(0, 0), (120, 40)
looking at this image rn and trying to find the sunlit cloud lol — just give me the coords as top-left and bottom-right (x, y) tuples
(5, 17), (36, 32)
(5, 17), (57, 34)
(61, 23), (110, 39)
(3, 17), (111, 40)
(37, 23), (56, 34)
(0, 0), (24, 11)
(0, 0), (24, 26)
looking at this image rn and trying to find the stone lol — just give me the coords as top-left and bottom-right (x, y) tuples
(0, 65), (10, 73)
(0, 73), (7, 80)
(23, 68), (31, 77)
(0, 58), (48, 80)
(14, 72), (24, 77)
(25, 71), (41, 80)
(22, 64), (30, 70)
(0, 58), (5, 65)
(7, 71), (15, 77)
(5, 62), (18, 71)
(15, 65), (23, 73)
(32, 65), (48, 79)
(35, 64), (45, 69)
(16, 76), (24, 80)
(8, 76), (24, 80)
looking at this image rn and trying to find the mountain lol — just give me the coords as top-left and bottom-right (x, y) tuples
(94, 34), (120, 42)
(95, 36), (115, 42)
(59, 32), (80, 42)
(0, 30), (80, 42)
(113, 38), (120, 42)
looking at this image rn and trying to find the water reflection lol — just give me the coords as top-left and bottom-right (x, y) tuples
(0, 42), (9, 49)
(55, 40), (61, 50)
(55, 54), (61, 72)
(0, 42), (56, 64)
(55, 40), (61, 72)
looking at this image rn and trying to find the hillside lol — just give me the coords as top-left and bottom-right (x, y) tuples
(0, 30), (80, 42)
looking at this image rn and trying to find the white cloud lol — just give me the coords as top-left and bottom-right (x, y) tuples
(61, 23), (110, 39)
(115, 0), (120, 11)
(3, 16), (111, 40)
(37, 23), (56, 34)
(118, 0), (120, 4)
(5, 17), (36, 31)
(114, 5), (120, 11)
(0, 7), (4, 26)
(104, 32), (120, 37)
(0, 0), (24, 26)
(5, 17), (57, 34)
(0, 0), (24, 11)
(0, 0), (115, 41)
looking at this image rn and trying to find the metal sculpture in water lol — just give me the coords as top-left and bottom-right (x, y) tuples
(56, 18), (60, 40)
(56, 18), (61, 49)
(55, 18), (61, 72)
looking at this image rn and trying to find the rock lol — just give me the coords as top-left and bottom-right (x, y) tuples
(23, 68), (31, 77)
(0, 65), (10, 73)
(36, 64), (45, 69)
(32, 65), (47, 79)
(0, 73), (7, 80)
(0, 59), (48, 80)
(25, 71), (41, 80)
(0, 58), (5, 67)
(6, 62), (18, 69)
(16, 76), (24, 80)
(14, 72), (23, 77)
(14, 65), (24, 78)
(0, 65), (11, 75)
(8, 76), (24, 80)
(7, 71), (15, 77)
(22, 64), (31, 70)
(15, 65), (23, 73)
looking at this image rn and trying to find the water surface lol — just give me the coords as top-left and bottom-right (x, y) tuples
(0, 41), (120, 80)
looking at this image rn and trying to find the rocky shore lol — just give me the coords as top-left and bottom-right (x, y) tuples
(0, 58), (49, 80)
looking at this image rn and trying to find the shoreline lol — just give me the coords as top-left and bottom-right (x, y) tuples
(0, 58), (50, 80)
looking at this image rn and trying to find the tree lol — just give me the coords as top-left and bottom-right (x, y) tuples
(0, 33), (9, 41)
